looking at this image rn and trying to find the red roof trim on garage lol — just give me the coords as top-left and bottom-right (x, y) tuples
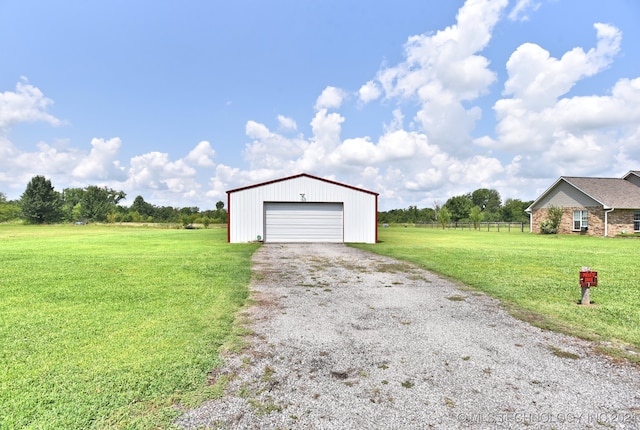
(227, 189), (231, 243)
(226, 173), (379, 196)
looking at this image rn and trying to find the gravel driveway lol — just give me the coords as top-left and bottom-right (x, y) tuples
(176, 243), (640, 429)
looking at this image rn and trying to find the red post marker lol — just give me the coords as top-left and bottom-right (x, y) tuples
(579, 268), (597, 305)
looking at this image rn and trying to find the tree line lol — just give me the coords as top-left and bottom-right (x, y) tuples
(2, 177), (532, 227)
(0, 175), (227, 226)
(378, 188), (532, 225)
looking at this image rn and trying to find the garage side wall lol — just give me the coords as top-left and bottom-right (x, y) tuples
(342, 189), (377, 243)
(228, 176), (377, 243)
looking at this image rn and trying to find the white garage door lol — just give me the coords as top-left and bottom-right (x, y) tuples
(264, 202), (344, 243)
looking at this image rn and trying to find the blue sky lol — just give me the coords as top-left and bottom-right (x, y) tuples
(1, 0), (639, 211)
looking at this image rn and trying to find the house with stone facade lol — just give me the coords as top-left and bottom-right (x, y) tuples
(525, 171), (640, 237)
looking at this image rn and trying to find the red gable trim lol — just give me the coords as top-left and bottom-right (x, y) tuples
(227, 190), (231, 243)
(226, 173), (379, 196)
(375, 194), (379, 243)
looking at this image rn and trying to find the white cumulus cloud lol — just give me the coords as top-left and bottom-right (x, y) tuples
(371, 0), (507, 154)
(72, 137), (127, 181)
(315, 86), (347, 111)
(0, 78), (63, 132)
(508, 0), (540, 22)
(185, 140), (216, 167)
(484, 21), (634, 180)
(277, 115), (297, 131)
(127, 151), (197, 192)
(502, 23), (621, 110)
(358, 81), (381, 104)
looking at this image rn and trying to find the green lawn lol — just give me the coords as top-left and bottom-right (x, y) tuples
(353, 227), (640, 359)
(0, 224), (258, 429)
(3, 224), (639, 428)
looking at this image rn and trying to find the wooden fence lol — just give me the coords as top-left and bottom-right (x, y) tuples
(413, 222), (526, 232)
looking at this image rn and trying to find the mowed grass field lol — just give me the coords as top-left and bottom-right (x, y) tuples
(2, 224), (640, 429)
(353, 227), (640, 361)
(0, 224), (258, 429)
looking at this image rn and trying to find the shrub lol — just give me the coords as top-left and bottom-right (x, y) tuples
(540, 205), (564, 234)
(540, 219), (557, 234)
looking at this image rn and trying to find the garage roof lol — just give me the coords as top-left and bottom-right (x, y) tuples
(226, 173), (379, 196)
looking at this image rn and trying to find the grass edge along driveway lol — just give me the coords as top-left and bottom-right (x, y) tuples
(0, 225), (258, 429)
(352, 226), (640, 364)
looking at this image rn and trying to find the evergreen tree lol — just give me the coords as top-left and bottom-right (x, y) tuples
(20, 176), (63, 224)
(130, 195), (155, 219)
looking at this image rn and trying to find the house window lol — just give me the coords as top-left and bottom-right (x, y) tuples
(573, 210), (588, 231)
(634, 211), (640, 232)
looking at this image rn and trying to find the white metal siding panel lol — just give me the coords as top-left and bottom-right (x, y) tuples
(265, 203), (343, 242)
(342, 190), (376, 243)
(229, 191), (264, 243)
(228, 175), (377, 243)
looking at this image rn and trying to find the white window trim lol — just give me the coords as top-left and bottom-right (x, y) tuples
(634, 210), (640, 232)
(573, 210), (588, 231)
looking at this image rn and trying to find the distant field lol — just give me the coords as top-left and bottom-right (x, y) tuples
(353, 227), (640, 361)
(0, 224), (258, 429)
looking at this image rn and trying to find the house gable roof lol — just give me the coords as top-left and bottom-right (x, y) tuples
(623, 170), (640, 180)
(562, 177), (640, 208)
(527, 175), (640, 211)
(226, 173), (379, 196)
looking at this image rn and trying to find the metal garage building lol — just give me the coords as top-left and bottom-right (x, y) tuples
(226, 173), (378, 243)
